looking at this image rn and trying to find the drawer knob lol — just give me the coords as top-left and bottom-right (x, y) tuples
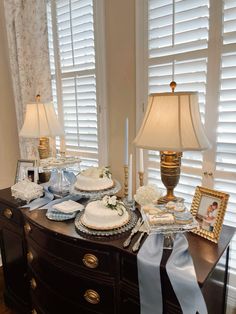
(3, 208), (13, 219)
(30, 278), (37, 290)
(82, 253), (99, 269)
(27, 251), (34, 263)
(32, 309), (38, 314)
(84, 289), (100, 304)
(24, 223), (32, 234)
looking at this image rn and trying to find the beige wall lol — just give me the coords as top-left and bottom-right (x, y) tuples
(0, 2), (20, 188)
(105, 0), (136, 195)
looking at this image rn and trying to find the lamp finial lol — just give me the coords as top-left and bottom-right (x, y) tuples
(170, 81), (177, 93)
(36, 94), (41, 102)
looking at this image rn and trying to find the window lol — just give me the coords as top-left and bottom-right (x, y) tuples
(136, 0), (236, 309)
(47, 0), (107, 169)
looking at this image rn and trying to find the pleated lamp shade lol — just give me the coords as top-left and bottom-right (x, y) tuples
(134, 92), (210, 152)
(19, 102), (64, 138)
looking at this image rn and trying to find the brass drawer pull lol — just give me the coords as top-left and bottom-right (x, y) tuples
(27, 251), (34, 263)
(3, 208), (13, 219)
(24, 223), (32, 234)
(32, 309), (38, 314)
(84, 289), (100, 304)
(30, 278), (37, 290)
(82, 253), (99, 269)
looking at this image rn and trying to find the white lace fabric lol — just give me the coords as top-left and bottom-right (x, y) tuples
(11, 179), (43, 203)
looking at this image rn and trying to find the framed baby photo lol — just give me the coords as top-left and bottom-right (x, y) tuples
(15, 159), (35, 183)
(190, 186), (229, 243)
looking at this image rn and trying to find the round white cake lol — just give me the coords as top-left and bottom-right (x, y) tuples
(81, 200), (130, 230)
(75, 167), (114, 191)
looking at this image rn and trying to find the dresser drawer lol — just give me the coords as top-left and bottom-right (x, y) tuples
(0, 203), (23, 225)
(24, 219), (114, 276)
(29, 266), (116, 314)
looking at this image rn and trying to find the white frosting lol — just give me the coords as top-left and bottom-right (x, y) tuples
(81, 200), (129, 230)
(75, 176), (113, 191)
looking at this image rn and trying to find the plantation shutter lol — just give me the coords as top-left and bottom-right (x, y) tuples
(147, 0), (209, 205)
(140, 0), (236, 307)
(213, 0), (236, 298)
(47, 0), (99, 168)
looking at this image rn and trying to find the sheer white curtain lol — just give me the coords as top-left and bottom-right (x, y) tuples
(3, 0), (52, 158)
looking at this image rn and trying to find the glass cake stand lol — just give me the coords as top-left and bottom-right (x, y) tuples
(74, 208), (138, 238)
(39, 156), (81, 197)
(70, 179), (122, 200)
(141, 207), (199, 249)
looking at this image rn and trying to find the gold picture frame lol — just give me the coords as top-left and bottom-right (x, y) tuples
(190, 186), (229, 243)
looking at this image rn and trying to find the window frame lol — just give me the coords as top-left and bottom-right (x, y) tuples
(48, 0), (108, 166)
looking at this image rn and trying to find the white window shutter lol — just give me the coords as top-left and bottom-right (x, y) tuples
(140, 0), (236, 305)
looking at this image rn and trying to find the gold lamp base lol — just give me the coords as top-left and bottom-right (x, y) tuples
(158, 151), (183, 204)
(38, 137), (50, 159)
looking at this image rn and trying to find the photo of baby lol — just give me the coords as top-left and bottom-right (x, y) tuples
(196, 196), (219, 232)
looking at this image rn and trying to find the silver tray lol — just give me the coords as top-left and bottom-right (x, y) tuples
(74, 209), (138, 237)
(70, 179), (121, 200)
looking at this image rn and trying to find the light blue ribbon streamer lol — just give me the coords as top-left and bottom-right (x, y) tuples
(166, 233), (208, 314)
(21, 184), (54, 211)
(137, 233), (164, 314)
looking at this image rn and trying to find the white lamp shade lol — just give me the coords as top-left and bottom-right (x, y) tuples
(19, 102), (64, 138)
(134, 92), (210, 151)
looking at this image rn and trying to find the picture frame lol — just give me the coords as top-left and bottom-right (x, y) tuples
(15, 159), (36, 183)
(190, 186), (229, 243)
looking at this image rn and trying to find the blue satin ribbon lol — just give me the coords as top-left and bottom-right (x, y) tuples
(137, 233), (208, 314)
(137, 233), (164, 314)
(21, 184), (54, 211)
(166, 233), (208, 314)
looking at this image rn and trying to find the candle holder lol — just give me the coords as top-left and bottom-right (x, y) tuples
(138, 171), (144, 187)
(123, 197), (135, 211)
(124, 165), (128, 197)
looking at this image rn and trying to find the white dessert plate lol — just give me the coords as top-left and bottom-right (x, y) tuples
(52, 200), (84, 213)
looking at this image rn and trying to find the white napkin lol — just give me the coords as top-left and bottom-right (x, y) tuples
(52, 200), (84, 213)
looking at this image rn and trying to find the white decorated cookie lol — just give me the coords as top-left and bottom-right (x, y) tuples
(174, 212), (193, 225)
(147, 213), (175, 225)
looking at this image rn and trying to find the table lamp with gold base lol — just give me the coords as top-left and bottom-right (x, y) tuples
(134, 82), (210, 204)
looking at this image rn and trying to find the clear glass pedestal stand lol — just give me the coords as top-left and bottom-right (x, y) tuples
(163, 233), (175, 250)
(48, 168), (76, 198)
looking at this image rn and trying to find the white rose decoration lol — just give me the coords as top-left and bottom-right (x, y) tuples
(134, 184), (162, 206)
(108, 195), (117, 206)
(102, 195), (109, 206)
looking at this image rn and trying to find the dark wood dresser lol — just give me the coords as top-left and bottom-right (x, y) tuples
(0, 188), (234, 314)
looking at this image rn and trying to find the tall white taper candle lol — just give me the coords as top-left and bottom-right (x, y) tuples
(124, 118), (129, 165)
(128, 154), (133, 201)
(139, 148), (144, 172)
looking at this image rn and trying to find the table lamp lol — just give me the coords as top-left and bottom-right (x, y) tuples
(134, 82), (210, 204)
(19, 95), (64, 159)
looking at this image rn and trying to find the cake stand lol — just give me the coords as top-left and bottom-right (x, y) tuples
(39, 156), (81, 197)
(141, 208), (199, 249)
(74, 208), (138, 238)
(70, 179), (122, 200)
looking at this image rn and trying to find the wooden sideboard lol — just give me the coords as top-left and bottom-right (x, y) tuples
(0, 188), (234, 314)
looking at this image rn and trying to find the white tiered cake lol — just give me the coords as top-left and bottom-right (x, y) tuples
(81, 196), (129, 230)
(75, 167), (113, 191)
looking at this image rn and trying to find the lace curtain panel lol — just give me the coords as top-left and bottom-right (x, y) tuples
(3, 0), (52, 159)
